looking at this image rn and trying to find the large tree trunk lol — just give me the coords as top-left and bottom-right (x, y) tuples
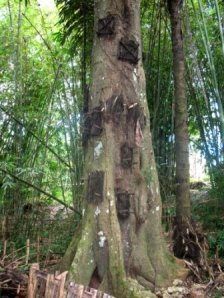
(60, 1), (181, 297)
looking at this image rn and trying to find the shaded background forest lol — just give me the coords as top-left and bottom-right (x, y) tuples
(0, 0), (224, 271)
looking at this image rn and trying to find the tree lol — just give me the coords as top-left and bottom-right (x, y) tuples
(168, 0), (190, 233)
(59, 1), (181, 297)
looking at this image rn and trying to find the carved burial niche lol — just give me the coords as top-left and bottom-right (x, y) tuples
(120, 143), (133, 169)
(116, 190), (131, 219)
(90, 107), (103, 136)
(118, 38), (139, 65)
(83, 106), (103, 142)
(87, 171), (104, 204)
(83, 113), (91, 146)
(105, 95), (124, 123)
(127, 103), (146, 131)
(97, 15), (115, 37)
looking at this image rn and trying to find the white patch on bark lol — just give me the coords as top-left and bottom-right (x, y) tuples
(128, 103), (138, 109)
(106, 209), (109, 214)
(98, 231), (106, 247)
(94, 141), (103, 159)
(156, 206), (160, 211)
(95, 206), (101, 217)
(99, 236), (106, 247)
(82, 209), (85, 216)
(133, 72), (137, 83)
(140, 91), (147, 104)
(135, 119), (143, 147)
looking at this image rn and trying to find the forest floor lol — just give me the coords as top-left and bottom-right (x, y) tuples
(1, 185), (224, 297)
(1, 259), (224, 297)
(156, 271), (224, 297)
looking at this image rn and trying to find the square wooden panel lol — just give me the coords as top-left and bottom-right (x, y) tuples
(90, 107), (103, 137)
(97, 15), (115, 37)
(121, 143), (133, 169)
(87, 171), (104, 204)
(118, 38), (139, 64)
(116, 190), (131, 219)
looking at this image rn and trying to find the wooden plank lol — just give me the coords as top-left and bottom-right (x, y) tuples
(66, 282), (76, 298)
(90, 288), (98, 298)
(76, 284), (84, 297)
(27, 264), (114, 298)
(36, 271), (47, 297)
(27, 263), (39, 298)
(45, 274), (57, 297)
(55, 271), (68, 298)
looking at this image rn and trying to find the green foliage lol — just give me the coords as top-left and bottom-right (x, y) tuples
(213, 289), (224, 298)
(208, 230), (224, 257)
(191, 164), (224, 258)
(2, 175), (15, 191)
(55, 0), (93, 53)
(211, 163), (224, 201)
(206, 164), (224, 257)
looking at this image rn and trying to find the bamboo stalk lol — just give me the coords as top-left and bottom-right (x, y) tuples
(26, 239), (30, 265)
(27, 263), (39, 298)
(195, 0), (224, 141)
(11, 242), (15, 261)
(2, 216), (7, 259)
(214, 0), (224, 56)
(3, 240), (7, 260)
(36, 236), (40, 263)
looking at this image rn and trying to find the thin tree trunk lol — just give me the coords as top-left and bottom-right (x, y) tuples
(168, 0), (190, 223)
(168, 1), (203, 263)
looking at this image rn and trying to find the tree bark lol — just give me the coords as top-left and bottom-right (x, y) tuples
(60, 1), (181, 297)
(168, 0), (190, 223)
(168, 1), (202, 263)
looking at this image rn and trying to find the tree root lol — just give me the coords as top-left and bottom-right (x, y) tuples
(116, 277), (157, 298)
